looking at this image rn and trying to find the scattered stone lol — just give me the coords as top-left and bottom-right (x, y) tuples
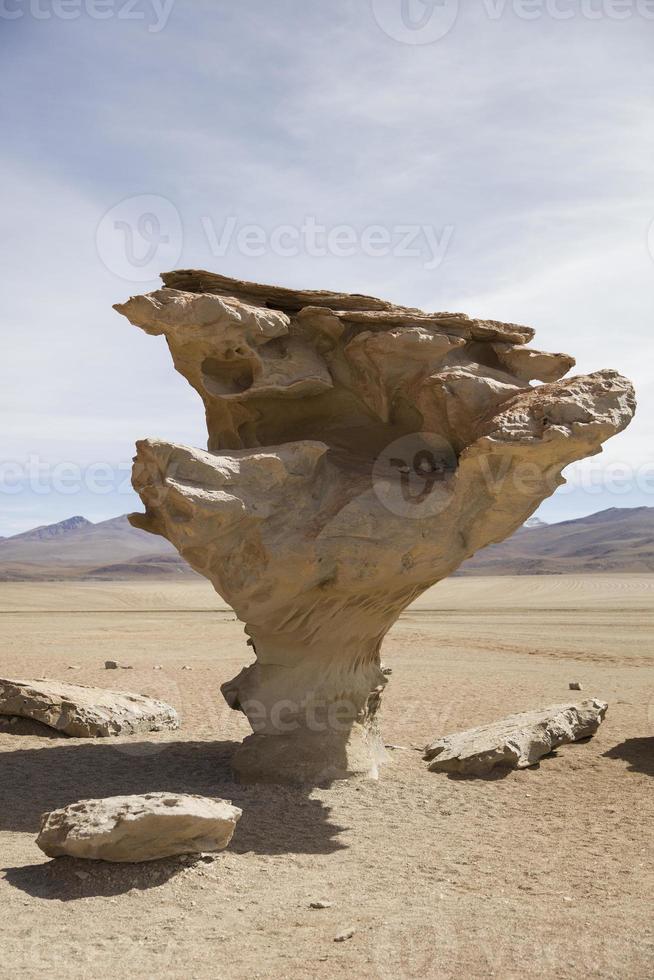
(0, 677), (179, 738)
(334, 929), (355, 942)
(153, 665), (163, 671)
(381, 665), (393, 676)
(105, 661), (133, 670)
(569, 681), (582, 691)
(67, 665), (81, 671)
(181, 666), (193, 671)
(423, 700), (608, 776)
(384, 744), (409, 751)
(36, 793), (242, 862)
(310, 900), (333, 909)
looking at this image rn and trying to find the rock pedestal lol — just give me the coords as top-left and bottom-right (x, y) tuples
(115, 271), (635, 784)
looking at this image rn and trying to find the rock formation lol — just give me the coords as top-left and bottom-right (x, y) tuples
(114, 270), (635, 783)
(37, 793), (241, 862)
(423, 699), (608, 775)
(0, 678), (179, 737)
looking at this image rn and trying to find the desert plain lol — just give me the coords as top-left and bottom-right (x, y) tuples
(0, 574), (652, 979)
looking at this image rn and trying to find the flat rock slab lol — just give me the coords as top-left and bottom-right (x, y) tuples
(0, 677), (179, 738)
(423, 699), (608, 776)
(37, 793), (242, 862)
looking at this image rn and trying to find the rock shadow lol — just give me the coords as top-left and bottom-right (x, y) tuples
(2, 853), (191, 900)
(0, 737), (348, 900)
(603, 737), (654, 776)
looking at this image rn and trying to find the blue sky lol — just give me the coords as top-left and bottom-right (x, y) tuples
(1, 1), (653, 535)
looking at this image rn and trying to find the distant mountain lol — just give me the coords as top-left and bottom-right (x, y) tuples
(2, 507), (653, 580)
(458, 507), (654, 575)
(9, 515), (92, 542)
(0, 515), (194, 581)
(523, 517), (547, 529)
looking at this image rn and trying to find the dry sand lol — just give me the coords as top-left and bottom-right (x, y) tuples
(0, 576), (652, 979)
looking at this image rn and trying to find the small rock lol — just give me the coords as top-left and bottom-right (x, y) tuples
(334, 929), (355, 942)
(74, 870), (90, 880)
(67, 665), (81, 671)
(153, 665), (163, 671)
(310, 900), (333, 909)
(381, 665), (393, 676)
(37, 793), (242, 862)
(569, 681), (582, 691)
(181, 666), (193, 671)
(0, 677), (179, 738)
(384, 744), (409, 751)
(424, 700), (608, 776)
(105, 661), (132, 670)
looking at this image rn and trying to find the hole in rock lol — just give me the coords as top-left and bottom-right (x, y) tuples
(201, 355), (254, 397)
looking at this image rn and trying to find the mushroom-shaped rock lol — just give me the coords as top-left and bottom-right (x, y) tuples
(114, 271), (635, 784)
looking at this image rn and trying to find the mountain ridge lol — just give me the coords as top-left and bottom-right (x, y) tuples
(457, 506), (654, 575)
(1, 507), (653, 580)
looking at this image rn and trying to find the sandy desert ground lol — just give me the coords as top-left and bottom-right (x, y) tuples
(0, 575), (652, 979)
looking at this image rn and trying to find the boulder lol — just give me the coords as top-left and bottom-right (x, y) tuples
(114, 271), (634, 784)
(36, 793), (241, 862)
(0, 678), (179, 737)
(423, 699), (608, 776)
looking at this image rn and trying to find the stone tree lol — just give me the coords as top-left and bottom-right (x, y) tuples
(115, 271), (635, 783)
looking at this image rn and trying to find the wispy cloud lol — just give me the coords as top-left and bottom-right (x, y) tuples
(1, 2), (653, 532)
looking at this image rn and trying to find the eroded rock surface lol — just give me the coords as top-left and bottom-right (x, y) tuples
(0, 678), (179, 737)
(423, 699), (608, 775)
(37, 793), (241, 862)
(114, 271), (634, 784)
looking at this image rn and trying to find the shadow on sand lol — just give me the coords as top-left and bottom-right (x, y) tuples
(603, 737), (654, 777)
(0, 738), (347, 900)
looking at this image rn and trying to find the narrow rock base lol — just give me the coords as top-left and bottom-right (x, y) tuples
(232, 726), (388, 785)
